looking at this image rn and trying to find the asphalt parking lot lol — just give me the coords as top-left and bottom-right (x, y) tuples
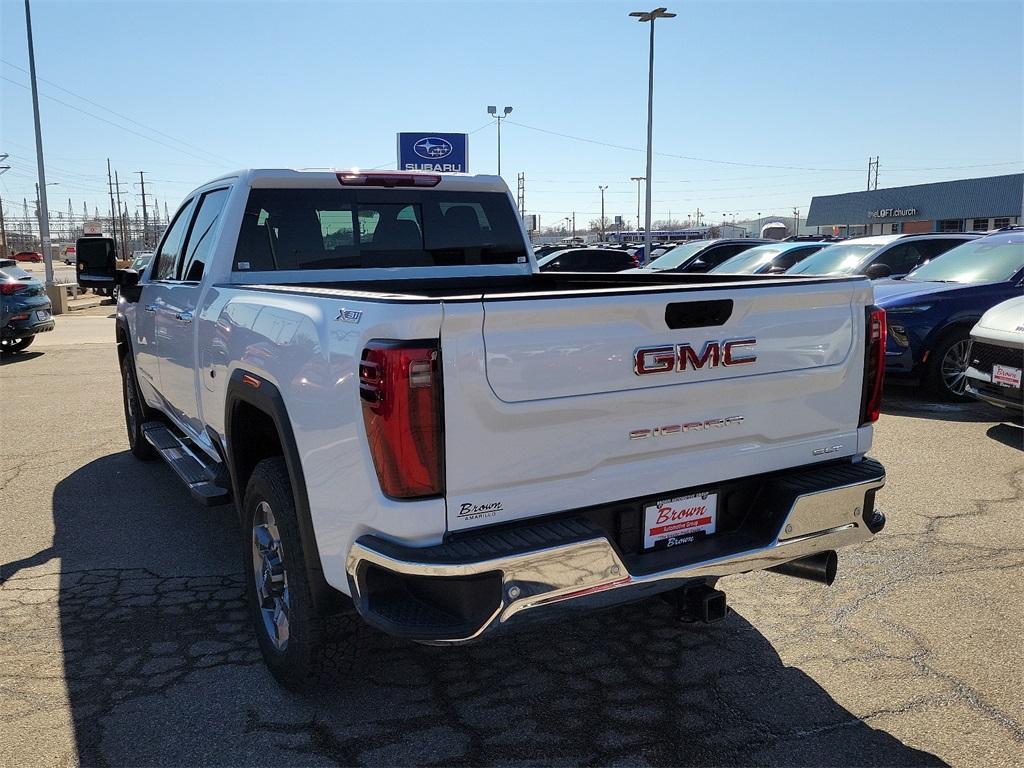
(2, 312), (1022, 767)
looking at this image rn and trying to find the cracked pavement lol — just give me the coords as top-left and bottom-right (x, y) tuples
(2, 320), (1022, 767)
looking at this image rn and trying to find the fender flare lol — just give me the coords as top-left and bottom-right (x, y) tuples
(224, 369), (339, 610)
(921, 316), (980, 361)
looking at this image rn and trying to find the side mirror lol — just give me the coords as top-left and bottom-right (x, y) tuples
(688, 259), (709, 272)
(115, 268), (139, 287)
(865, 263), (892, 279)
(767, 265), (788, 275)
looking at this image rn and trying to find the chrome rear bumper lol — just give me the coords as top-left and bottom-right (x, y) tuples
(346, 459), (885, 644)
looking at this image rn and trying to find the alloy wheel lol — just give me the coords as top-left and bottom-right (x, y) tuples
(940, 339), (971, 396)
(252, 501), (290, 651)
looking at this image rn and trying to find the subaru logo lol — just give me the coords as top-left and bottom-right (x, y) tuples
(413, 137), (453, 160)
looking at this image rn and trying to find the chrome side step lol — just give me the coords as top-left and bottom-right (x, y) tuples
(142, 422), (230, 506)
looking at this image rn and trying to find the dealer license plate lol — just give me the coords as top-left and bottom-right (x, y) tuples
(992, 363), (1022, 389)
(35, 310), (51, 321)
(643, 491), (717, 550)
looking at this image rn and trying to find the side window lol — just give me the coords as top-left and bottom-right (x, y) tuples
(153, 199), (195, 281)
(922, 239), (965, 261)
(875, 243), (923, 274)
(704, 243), (747, 267)
(179, 189), (229, 282)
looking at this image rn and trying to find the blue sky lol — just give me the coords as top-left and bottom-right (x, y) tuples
(2, 0), (1021, 230)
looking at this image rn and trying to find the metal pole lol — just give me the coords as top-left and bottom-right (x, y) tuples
(114, 170), (126, 260)
(138, 170), (148, 248)
(643, 19), (655, 265)
(24, 0), (54, 285)
(107, 159), (117, 248)
(496, 116), (501, 177)
(599, 185), (607, 241)
(0, 193), (8, 258)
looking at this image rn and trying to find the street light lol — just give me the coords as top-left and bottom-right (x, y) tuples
(629, 7), (675, 265)
(630, 176), (645, 232)
(598, 185), (608, 241)
(487, 105), (513, 176)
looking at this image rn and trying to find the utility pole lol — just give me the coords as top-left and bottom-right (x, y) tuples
(137, 170), (149, 248)
(0, 193), (9, 258)
(114, 169), (127, 259)
(599, 185), (608, 241)
(867, 156), (879, 191)
(792, 207), (800, 236)
(572, 211), (576, 239)
(106, 158), (117, 244)
(630, 176), (645, 231)
(24, 0), (55, 286)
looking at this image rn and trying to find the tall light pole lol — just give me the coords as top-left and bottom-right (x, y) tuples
(630, 176), (645, 232)
(24, 0), (55, 286)
(487, 105), (513, 176)
(598, 185), (608, 241)
(630, 7), (675, 265)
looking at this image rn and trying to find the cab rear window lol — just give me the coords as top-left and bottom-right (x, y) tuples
(233, 188), (527, 271)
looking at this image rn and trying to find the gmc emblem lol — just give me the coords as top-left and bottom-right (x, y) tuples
(634, 339), (757, 375)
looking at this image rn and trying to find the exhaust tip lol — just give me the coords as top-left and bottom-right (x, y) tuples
(769, 551), (838, 586)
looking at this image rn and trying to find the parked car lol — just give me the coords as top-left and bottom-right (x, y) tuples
(93, 168), (887, 688)
(628, 238), (774, 274)
(13, 251), (43, 263)
(537, 247), (639, 272)
(709, 241), (827, 275)
(787, 233), (979, 279)
(130, 251), (155, 272)
(964, 296), (1024, 412)
(874, 229), (1024, 399)
(1, 265), (55, 353)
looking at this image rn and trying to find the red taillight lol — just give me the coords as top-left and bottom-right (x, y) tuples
(337, 172), (441, 188)
(359, 341), (443, 499)
(0, 283), (28, 295)
(860, 305), (887, 426)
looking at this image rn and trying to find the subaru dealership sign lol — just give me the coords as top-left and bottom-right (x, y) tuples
(397, 132), (468, 173)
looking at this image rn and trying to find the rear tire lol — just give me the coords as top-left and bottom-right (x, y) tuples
(1, 336), (34, 354)
(121, 354), (157, 460)
(243, 457), (343, 691)
(926, 329), (972, 402)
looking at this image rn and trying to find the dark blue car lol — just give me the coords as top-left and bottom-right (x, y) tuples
(874, 229), (1024, 400)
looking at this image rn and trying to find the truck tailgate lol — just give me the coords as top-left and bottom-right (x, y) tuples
(441, 280), (872, 532)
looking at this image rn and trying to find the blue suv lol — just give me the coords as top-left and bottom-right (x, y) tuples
(874, 229), (1024, 400)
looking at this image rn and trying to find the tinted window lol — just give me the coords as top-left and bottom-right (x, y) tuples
(872, 243), (924, 275)
(154, 199), (195, 281)
(701, 242), (755, 268)
(788, 242), (883, 275)
(180, 189), (229, 282)
(921, 238), (967, 260)
(646, 240), (713, 271)
(234, 189), (526, 271)
(774, 245), (824, 270)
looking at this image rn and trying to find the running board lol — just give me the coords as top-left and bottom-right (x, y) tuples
(142, 422), (231, 506)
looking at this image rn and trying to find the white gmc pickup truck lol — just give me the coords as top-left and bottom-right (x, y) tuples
(93, 169), (888, 689)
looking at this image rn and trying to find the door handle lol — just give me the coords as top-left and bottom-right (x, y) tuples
(145, 304), (158, 313)
(175, 311), (193, 323)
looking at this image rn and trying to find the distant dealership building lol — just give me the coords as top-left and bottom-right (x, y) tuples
(806, 173), (1022, 237)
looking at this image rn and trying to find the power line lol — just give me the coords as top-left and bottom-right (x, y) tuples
(1, 75), (233, 167)
(1, 58), (237, 166)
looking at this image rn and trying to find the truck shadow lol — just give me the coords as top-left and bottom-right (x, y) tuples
(45, 453), (945, 767)
(881, 386), (1006, 424)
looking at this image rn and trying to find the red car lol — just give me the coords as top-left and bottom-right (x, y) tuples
(13, 251), (43, 263)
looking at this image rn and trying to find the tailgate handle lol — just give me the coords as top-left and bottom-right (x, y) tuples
(665, 299), (733, 329)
